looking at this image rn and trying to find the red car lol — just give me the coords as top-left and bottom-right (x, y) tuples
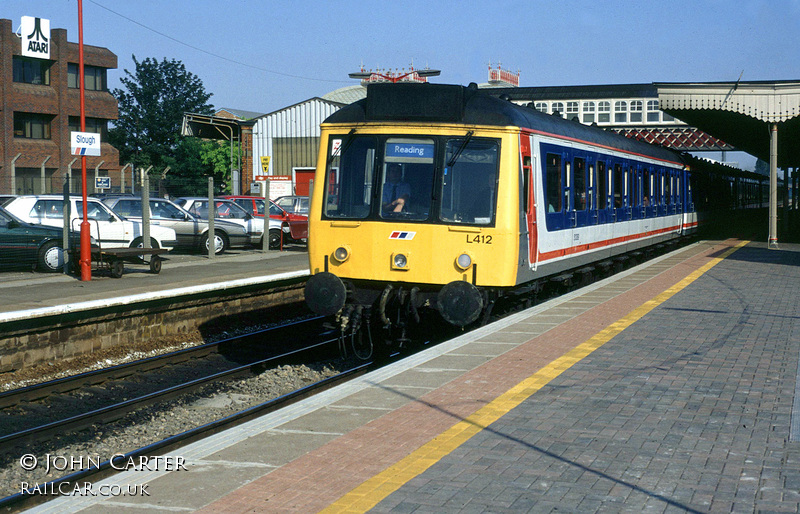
(221, 195), (308, 242)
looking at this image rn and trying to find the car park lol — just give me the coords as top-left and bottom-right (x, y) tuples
(0, 205), (66, 272)
(103, 197), (249, 254)
(174, 197), (275, 248)
(4, 195), (177, 251)
(221, 195), (308, 245)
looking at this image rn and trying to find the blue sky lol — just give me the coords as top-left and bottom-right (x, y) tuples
(5, 0), (800, 117)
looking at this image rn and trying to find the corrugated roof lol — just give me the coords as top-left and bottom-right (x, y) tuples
(322, 85), (367, 104)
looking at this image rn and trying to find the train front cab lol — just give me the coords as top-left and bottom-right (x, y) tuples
(306, 124), (523, 328)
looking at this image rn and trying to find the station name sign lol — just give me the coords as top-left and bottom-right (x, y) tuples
(21, 16), (50, 59)
(71, 131), (101, 156)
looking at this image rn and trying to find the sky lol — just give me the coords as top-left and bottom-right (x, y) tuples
(5, 0), (800, 117)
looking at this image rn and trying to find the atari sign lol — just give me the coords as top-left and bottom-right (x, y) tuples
(21, 16), (50, 59)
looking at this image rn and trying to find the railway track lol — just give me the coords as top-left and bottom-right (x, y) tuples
(0, 315), (375, 511)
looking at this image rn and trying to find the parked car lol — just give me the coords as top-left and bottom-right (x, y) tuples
(4, 195), (178, 251)
(0, 205), (67, 272)
(221, 195), (308, 245)
(274, 195), (309, 215)
(174, 197), (275, 248)
(103, 197), (249, 254)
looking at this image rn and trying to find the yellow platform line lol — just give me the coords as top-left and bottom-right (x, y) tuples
(321, 240), (748, 514)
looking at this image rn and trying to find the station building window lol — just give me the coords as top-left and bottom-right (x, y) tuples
(69, 116), (108, 140)
(534, 102), (548, 113)
(597, 101), (610, 123)
(13, 56), (51, 85)
(582, 102), (596, 123)
(566, 101), (579, 121)
(13, 112), (52, 139)
(551, 102), (564, 117)
(614, 101), (627, 123)
(68, 63), (107, 91)
(630, 100), (643, 122)
(647, 100), (660, 122)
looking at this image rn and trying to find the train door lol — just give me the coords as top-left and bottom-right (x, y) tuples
(564, 154), (574, 228)
(573, 156), (590, 227)
(588, 159), (599, 225)
(520, 134), (537, 267)
(597, 160), (610, 225)
(612, 162), (628, 222)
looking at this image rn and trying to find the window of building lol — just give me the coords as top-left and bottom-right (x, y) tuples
(13, 113), (52, 139)
(614, 101), (627, 123)
(13, 56), (51, 85)
(551, 102), (564, 117)
(597, 101), (611, 123)
(582, 102), (596, 123)
(534, 102), (548, 113)
(662, 112), (675, 122)
(630, 100), (643, 122)
(566, 101), (579, 121)
(647, 100), (660, 122)
(69, 116), (109, 140)
(68, 63), (107, 91)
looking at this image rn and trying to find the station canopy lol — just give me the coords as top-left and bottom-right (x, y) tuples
(655, 80), (800, 168)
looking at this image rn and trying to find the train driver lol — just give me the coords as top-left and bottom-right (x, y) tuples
(382, 164), (411, 213)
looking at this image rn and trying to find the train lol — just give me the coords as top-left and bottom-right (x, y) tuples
(304, 82), (767, 352)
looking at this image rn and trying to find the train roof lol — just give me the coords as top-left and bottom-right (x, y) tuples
(324, 82), (684, 165)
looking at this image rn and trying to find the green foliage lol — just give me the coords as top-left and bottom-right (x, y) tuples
(109, 56), (214, 173)
(162, 138), (240, 196)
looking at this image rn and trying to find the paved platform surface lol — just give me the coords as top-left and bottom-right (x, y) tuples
(25, 239), (800, 513)
(0, 248), (309, 315)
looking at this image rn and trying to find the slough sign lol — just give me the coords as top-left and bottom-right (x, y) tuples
(71, 131), (101, 157)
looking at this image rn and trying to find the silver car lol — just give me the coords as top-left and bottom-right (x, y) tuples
(103, 197), (249, 254)
(174, 197), (273, 247)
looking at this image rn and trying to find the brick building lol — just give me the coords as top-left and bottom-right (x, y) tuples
(0, 18), (120, 195)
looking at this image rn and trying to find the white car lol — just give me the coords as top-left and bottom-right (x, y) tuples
(4, 195), (178, 251)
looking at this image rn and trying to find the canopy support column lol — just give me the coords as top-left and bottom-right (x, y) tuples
(769, 123), (779, 249)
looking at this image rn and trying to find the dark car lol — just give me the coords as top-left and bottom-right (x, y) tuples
(0, 206), (65, 272)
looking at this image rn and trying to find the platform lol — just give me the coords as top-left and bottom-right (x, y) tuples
(23, 239), (800, 513)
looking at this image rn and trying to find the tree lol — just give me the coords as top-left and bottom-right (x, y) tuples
(109, 56), (214, 172)
(162, 137), (239, 196)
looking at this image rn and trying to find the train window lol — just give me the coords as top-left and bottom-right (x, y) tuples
(644, 169), (651, 207)
(614, 164), (623, 208)
(597, 102), (611, 123)
(665, 172), (672, 205)
(598, 161), (607, 209)
(676, 175), (681, 205)
(440, 138), (499, 225)
(631, 168), (639, 207)
(323, 135), (377, 219)
(582, 102), (596, 124)
(614, 101), (627, 123)
(630, 101), (643, 122)
(574, 158), (586, 210)
(565, 162), (572, 211)
(546, 153), (562, 213)
(381, 138), (435, 221)
(588, 164), (595, 210)
(522, 155), (531, 213)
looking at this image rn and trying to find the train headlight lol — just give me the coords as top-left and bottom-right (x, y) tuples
(456, 253), (472, 270)
(333, 246), (350, 263)
(392, 253), (409, 270)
